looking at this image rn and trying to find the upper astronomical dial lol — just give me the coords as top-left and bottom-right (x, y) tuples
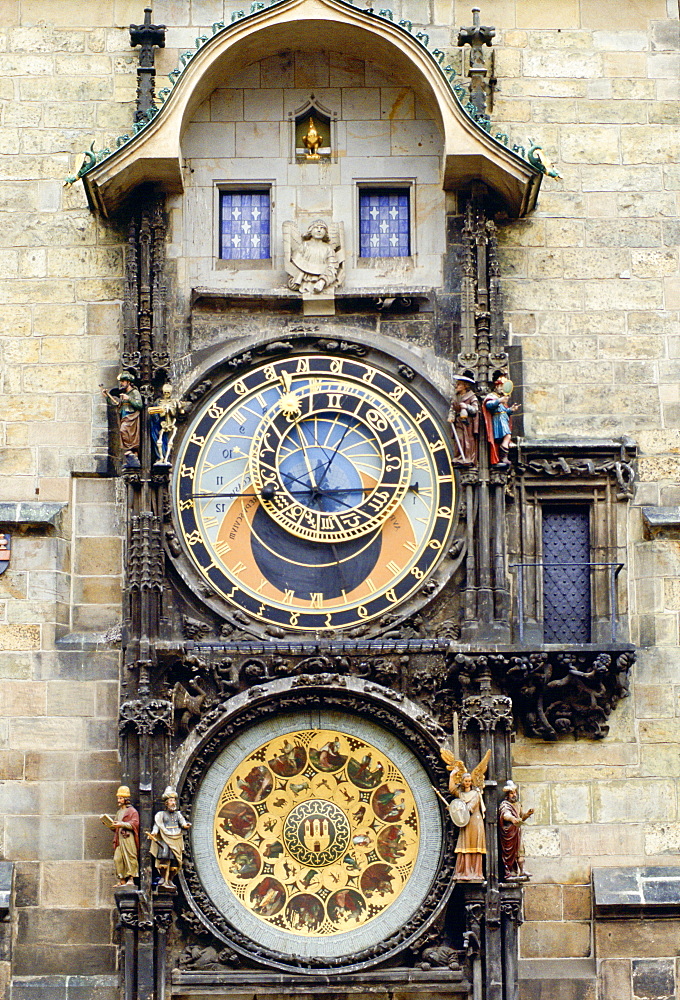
(173, 353), (457, 632)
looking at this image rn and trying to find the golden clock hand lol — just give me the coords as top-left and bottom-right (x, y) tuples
(294, 421), (320, 492)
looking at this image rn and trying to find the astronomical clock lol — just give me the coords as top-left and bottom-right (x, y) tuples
(162, 339), (463, 975)
(172, 350), (457, 634)
(90, 10), (633, 999)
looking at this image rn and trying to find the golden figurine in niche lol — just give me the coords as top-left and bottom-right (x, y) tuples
(302, 117), (322, 159)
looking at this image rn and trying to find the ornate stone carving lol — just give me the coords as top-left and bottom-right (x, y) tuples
(516, 452), (635, 500)
(182, 616), (212, 640)
(284, 219), (345, 305)
(119, 698), (172, 736)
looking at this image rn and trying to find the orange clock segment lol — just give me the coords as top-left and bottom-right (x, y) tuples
(173, 354), (457, 631)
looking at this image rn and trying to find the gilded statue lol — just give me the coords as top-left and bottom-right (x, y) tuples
(302, 117), (322, 159)
(148, 382), (184, 465)
(439, 748), (491, 882)
(100, 784), (139, 886)
(100, 371), (143, 469)
(498, 780), (533, 879)
(448, 373), (479, 466)
(483, 370), (520, 468)
(147, 786), (192, 888)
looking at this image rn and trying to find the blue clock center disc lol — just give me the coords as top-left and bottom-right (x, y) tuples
(279, 421), (366, 513)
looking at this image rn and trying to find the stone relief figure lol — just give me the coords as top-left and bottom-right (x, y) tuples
(440, 748), (491, 882)
(483, 370), (520, 468)
(147, 786), (192, 888)
(148, 382), (184, 465)
(448, 373), (479, 466)
(100, 784), (140, 886)
(284, 218), (344, 296)
(498, 780), (533, 880)
(101, 371), (143, 469)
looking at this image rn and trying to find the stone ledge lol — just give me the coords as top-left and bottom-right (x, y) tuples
(55, 630), (121, 652)
(641, 506), (680, 537)
(191, 285), (434, 310)
(10, 976), (118, 1000)
(0, 502), (67, 530)
(593, 865), (680, 918)
(172, 969), (470, 994)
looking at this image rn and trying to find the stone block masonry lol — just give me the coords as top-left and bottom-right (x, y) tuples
(0, 3), (678, 999)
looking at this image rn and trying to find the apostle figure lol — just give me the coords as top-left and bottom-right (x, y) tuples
(498, 780), (534, 879)
(448, 373), (479, 466)
(101, 784), (139, 886)
(147, 786), (192, 888)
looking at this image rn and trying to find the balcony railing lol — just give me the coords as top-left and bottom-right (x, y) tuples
(509, 561), (624, 645)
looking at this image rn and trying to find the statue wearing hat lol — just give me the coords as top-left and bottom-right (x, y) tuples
(101, 372), (143, 469)
(482, 370), (520, 468)
(448, 373), (479, 466)
(100, 785), (140, 886)
(147, 786), (192, 888)
(498, 780), (533, 879)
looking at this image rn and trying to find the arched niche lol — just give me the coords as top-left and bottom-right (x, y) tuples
(82, 0), (540, 217)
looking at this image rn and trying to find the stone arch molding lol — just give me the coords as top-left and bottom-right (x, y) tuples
(83, 0), (540, 217)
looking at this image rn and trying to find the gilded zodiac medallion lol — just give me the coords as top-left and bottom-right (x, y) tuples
(212, 728), (420, 937)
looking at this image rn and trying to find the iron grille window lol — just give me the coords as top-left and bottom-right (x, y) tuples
(542, 506), (591, 643)
(219, 190), (271, 260)
(359, 189), (410, 258)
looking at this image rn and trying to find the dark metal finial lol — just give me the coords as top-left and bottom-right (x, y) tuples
(130, 6), (167, 122)
(457, 6), (496, 116)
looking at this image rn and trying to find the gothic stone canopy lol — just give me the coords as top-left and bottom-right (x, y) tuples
(82, 0), (540, 218)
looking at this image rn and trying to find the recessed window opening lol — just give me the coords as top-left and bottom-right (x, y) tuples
(359, 189), (410, 258)
(219, 190), (271, 260)
(542, 505), (591, 643)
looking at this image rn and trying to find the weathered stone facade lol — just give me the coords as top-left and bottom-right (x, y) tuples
(0, 1), (678, 999)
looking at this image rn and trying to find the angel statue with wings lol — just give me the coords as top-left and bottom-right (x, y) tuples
(437, 748), (491, 882)
(284, 218), (344, 296)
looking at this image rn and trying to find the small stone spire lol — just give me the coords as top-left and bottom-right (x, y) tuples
(129, 6), (167, 122)
(458, 7), (496, 116)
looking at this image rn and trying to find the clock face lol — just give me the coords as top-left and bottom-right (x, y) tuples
(173, 353), (456, 631)
(190, 712), (442, 961)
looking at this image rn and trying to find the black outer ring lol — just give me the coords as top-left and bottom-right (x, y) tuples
(166, 334), (460, 639)
(177, 679), (456, 973)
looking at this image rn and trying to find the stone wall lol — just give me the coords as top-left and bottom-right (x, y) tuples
(178, 50), (445, 292)
(0, 1), (678, 998)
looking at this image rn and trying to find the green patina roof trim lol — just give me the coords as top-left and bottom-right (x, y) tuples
(66, 0), (548, 188)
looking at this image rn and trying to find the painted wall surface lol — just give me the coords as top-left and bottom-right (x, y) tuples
(0, 1), (678, 998)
